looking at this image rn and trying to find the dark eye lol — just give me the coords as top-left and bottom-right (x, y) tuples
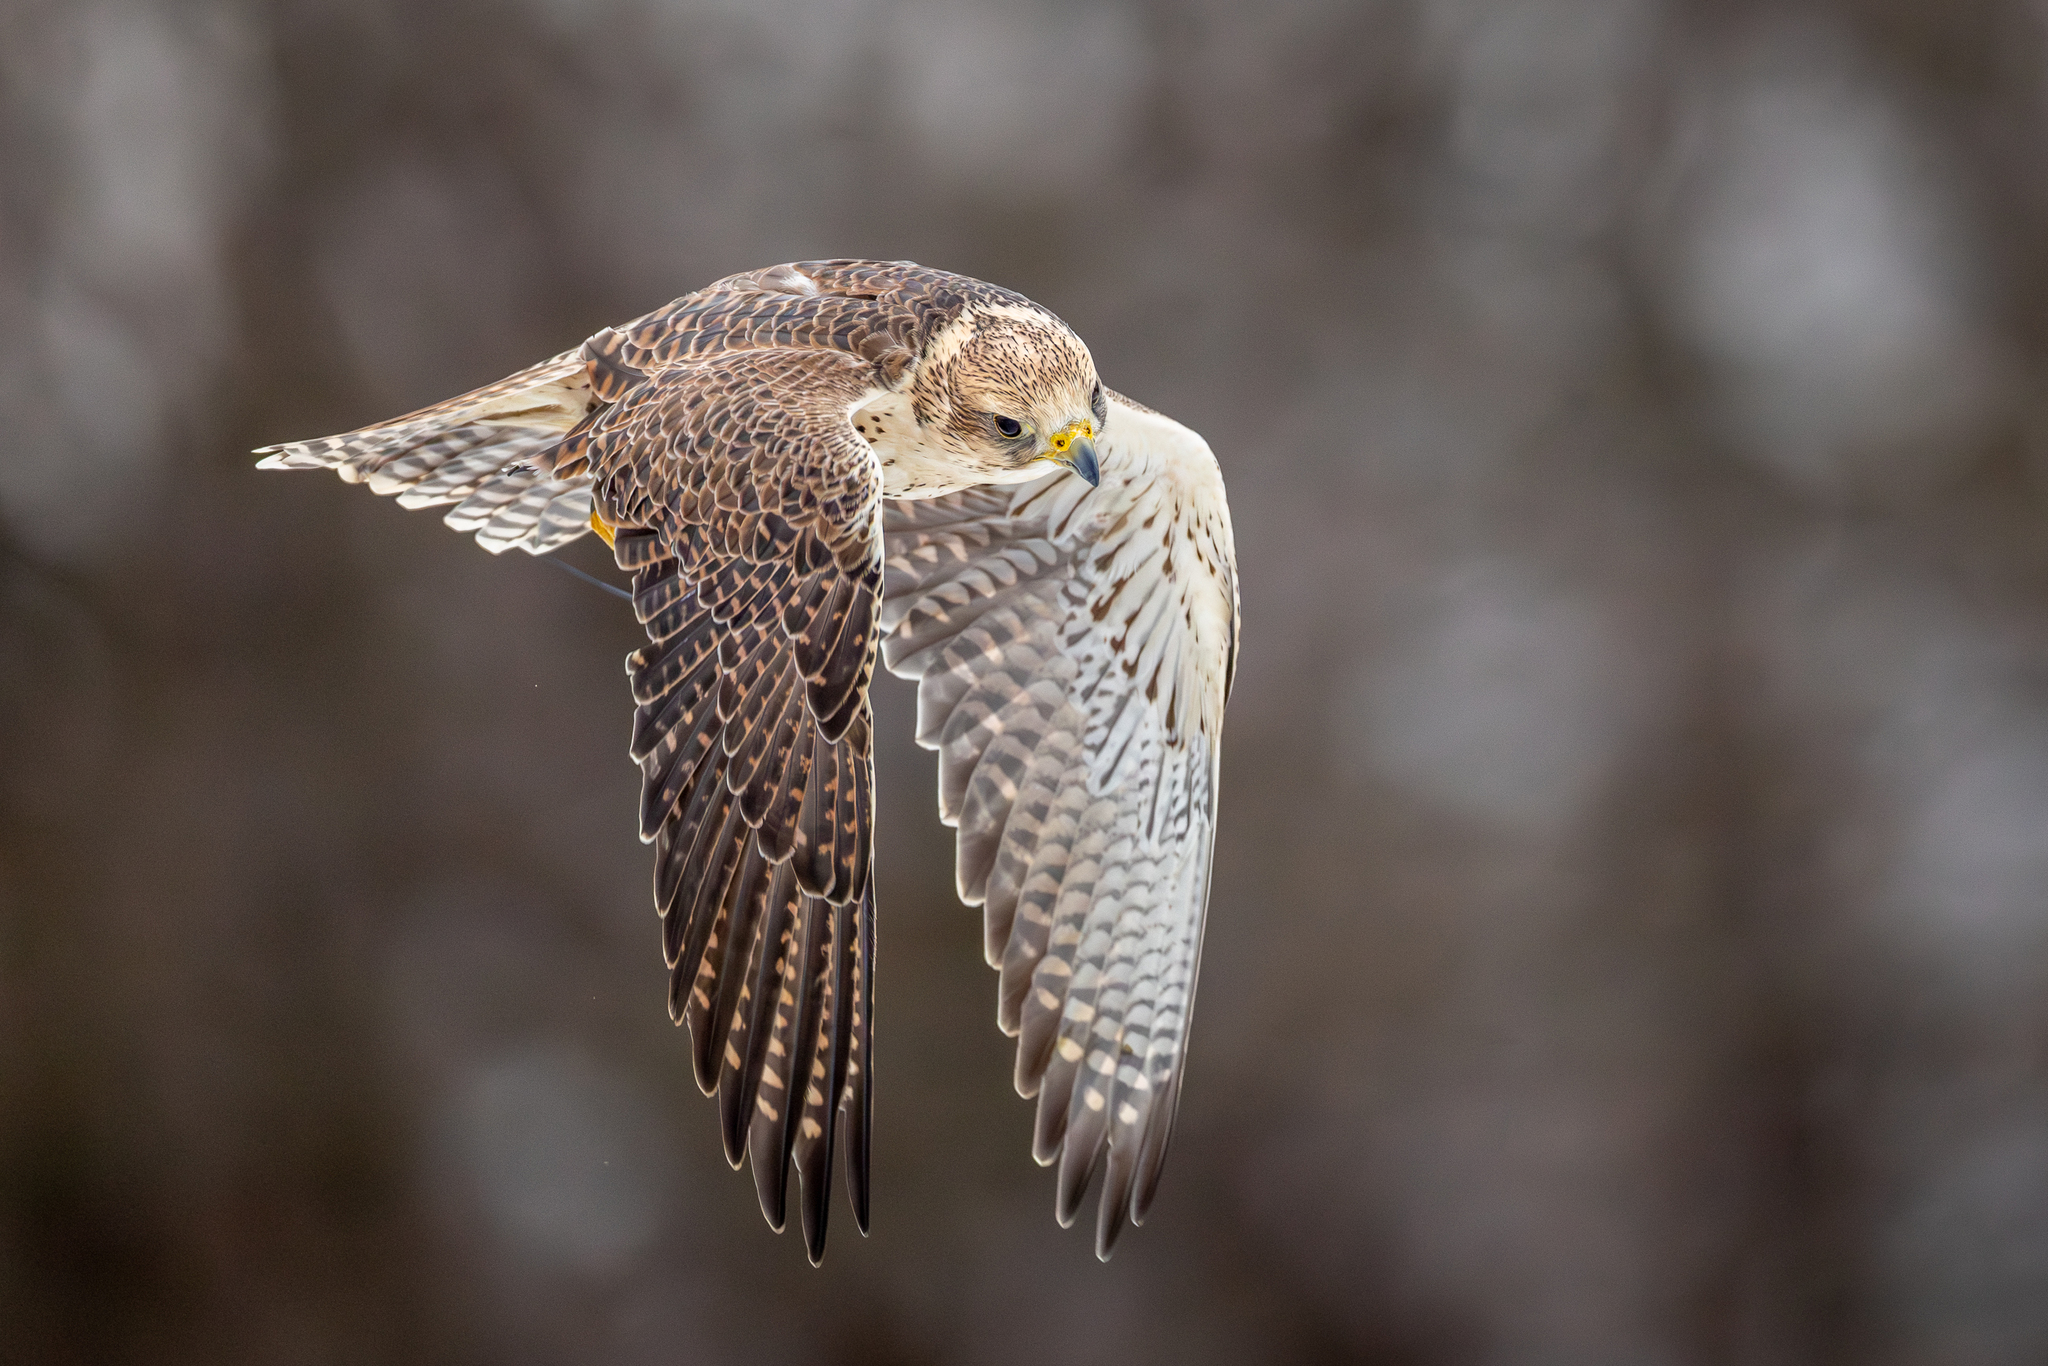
(993, 415), (1023, 439)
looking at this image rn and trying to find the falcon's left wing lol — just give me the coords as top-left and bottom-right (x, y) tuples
(880, 393), (1238, 1259)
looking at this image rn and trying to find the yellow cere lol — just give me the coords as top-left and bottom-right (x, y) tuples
(1044, 419), (1096, 459)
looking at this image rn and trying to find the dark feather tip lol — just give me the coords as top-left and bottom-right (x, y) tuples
(800, 1151), (833, 1265)
(717, 1040), (756, 1168)
(750, 1133), (789, 1234)
(1055, 1144), (1098, 1230)
(841, 1088), (873, 1237)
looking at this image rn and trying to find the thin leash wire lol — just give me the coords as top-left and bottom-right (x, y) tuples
(542, 553), (633, 602)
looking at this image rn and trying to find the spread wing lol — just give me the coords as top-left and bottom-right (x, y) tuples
(581, 338), (887, 1267)
(880, 393), (1238, 1259)
(259, 262), (927, 1264)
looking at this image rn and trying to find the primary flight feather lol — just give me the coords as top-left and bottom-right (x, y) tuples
(256, 260), (1239, 1262)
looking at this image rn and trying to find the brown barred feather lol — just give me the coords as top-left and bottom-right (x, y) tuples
(791, 732), (839, 899)
(728, 660), (798, 826)
(795, 884), (859, 1262)
(708, 843), (776, 1155)
(680, 795), (750, 1088)
(747, 888), (833, 1234)
(722, 858), (800, 1171)
(757, 725), (810, 863)
(841, 873), (876, 1237)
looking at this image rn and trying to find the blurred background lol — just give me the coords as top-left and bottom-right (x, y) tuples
(6, 0), (2048, 1361)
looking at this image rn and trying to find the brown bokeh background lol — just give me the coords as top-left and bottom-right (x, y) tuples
(8, 1), (2048, 1361)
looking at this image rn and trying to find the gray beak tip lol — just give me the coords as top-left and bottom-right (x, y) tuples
(1070, 437), (1101, 488)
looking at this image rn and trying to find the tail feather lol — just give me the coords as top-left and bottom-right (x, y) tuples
(446, 476), (594, 555)
(255, 348), (603, 556)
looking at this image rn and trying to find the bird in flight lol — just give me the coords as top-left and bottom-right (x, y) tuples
(257, 260), (1239, 1262)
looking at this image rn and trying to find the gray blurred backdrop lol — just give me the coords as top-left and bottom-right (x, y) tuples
(6, 1), (2048, 1362)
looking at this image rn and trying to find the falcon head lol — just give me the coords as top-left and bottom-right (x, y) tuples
(917, 305), (1108, 487)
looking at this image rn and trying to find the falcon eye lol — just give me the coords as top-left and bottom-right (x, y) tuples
(993, 415), (1024, 439)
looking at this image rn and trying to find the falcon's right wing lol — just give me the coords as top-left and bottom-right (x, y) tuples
(580, 338), (892, 1267)
(880, 393), (1238, 1259)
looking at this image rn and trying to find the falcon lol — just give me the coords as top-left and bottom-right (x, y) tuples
(256, 260), (1239, 1262)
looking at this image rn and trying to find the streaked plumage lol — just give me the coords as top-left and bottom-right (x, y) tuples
(256, 260), (1238, 1261)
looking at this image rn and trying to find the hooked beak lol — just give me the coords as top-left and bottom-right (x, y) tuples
(1043, 421), (1101, 487)
(1060, 435), (1100, 487)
